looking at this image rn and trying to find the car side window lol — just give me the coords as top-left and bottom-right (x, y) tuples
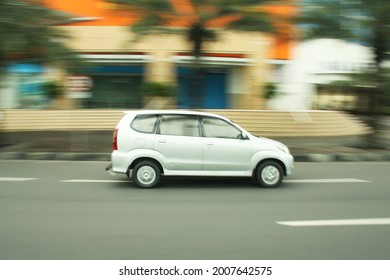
(131, 114), (158, 133)
(159, 115), (200, 137)
(202, 117), (242, 139)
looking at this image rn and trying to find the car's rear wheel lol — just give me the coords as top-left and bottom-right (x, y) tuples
(255, 160), (283, 188)
(133, 161), (161, 188)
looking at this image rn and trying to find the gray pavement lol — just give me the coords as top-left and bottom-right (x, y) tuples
(1, 160), (390, 260)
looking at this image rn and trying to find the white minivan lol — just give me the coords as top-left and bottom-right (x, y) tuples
(106, 110), (293, 188)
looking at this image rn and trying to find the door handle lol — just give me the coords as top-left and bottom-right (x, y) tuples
(158, 139), (166, 143)
(207, 142), (214, 146)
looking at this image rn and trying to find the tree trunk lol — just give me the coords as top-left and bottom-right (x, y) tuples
(189, 30), (204, 108)
(189, 66), (203, 108)
(365, 56), (386, 149)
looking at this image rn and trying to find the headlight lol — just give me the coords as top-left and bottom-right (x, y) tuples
(278, 144), (290, 154)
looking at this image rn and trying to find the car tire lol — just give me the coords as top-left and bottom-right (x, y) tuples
(255, 160), (283, 188)
(133, 161), (161, 188)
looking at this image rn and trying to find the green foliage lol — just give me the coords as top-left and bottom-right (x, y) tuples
(0, 0), (80, 69)
(297, 0), (390, 65)
(43, 81), (63, 99)
(298, 1), (390, 120)
(297, 1), (354, 40)
(264, 82), (277, 99)
(141, 82), (176, 97)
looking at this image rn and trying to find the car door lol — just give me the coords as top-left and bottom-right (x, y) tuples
(201, 116), (252, 171)
(154, 114), (203, 171)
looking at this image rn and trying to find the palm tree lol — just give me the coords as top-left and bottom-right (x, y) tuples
(0, 0), (81, 146)
(0, 0), (80, 75)
(109, 0), (287, 107)
(297, 0), (390, 147)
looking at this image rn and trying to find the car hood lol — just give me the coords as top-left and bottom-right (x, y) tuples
(251, 135), (287, 150)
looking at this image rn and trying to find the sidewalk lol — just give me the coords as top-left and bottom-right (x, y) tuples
(1, 131), (389, 162)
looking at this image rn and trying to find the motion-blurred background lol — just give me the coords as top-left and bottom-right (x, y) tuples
(0, 0), (389, 153)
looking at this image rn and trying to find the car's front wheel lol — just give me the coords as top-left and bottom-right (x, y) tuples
(133, 161), (161, 188)
(255, 160), (283, 188)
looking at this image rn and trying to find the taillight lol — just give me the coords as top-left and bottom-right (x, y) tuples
(112, 128), (118, 150)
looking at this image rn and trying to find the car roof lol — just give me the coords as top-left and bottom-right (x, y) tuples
(123, 109), (225, 119)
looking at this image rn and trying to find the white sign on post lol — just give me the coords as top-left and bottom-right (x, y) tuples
(65, 75), (93, 98)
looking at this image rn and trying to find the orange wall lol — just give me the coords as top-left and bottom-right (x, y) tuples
(44, 0), (134, 26)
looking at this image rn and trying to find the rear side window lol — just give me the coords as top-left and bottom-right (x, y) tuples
(159, 115), (200, 137)
(131, 114), (158, 133)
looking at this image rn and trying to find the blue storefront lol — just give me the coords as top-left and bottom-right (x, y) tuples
(6, 63), (46, 108)
(82, 65), (144, 109)
(177, 67), (228, 109)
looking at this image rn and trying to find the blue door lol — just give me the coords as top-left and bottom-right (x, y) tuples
(177, 67), (227, 109)
(203, 72), (227, 109)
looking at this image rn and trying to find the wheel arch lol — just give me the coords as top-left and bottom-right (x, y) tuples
(253, 158), (287, 178)
(127, 157), (164, 177)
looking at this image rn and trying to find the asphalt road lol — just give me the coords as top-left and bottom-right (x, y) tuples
(0, 160), (389, 260)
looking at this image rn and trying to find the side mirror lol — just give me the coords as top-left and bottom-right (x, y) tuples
(238, 132), (249, 140)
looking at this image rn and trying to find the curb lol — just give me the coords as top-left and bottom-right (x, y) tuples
(1, 152), (390, 162)
(295, 152), (390, 162)
(0, 152), (110, 161)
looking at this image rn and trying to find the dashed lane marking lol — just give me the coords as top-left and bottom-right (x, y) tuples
(284, 178), (370, 183)
(60, 179), (128, 183)
(277, 218), (390, 227)
(0, 177), (38, 182)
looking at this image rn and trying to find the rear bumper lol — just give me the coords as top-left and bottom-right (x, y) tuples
(105, 162), (123, 176)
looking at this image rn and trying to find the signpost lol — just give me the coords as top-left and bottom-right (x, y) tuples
(65, 75), (93, 98)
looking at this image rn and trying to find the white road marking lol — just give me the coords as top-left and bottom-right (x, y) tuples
(0, 177), (37, 182)
(60, 179), (128, 183)
(277, 218), (390, 227)
(285, 178), (370, 183)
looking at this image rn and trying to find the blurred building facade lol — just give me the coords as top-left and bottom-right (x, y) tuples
(268, 39), (375, 113)
(0, 0), (295, 110)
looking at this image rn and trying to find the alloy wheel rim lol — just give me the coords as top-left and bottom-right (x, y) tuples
(261, 165), (280, 185)
(137, 166), (156, 185)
